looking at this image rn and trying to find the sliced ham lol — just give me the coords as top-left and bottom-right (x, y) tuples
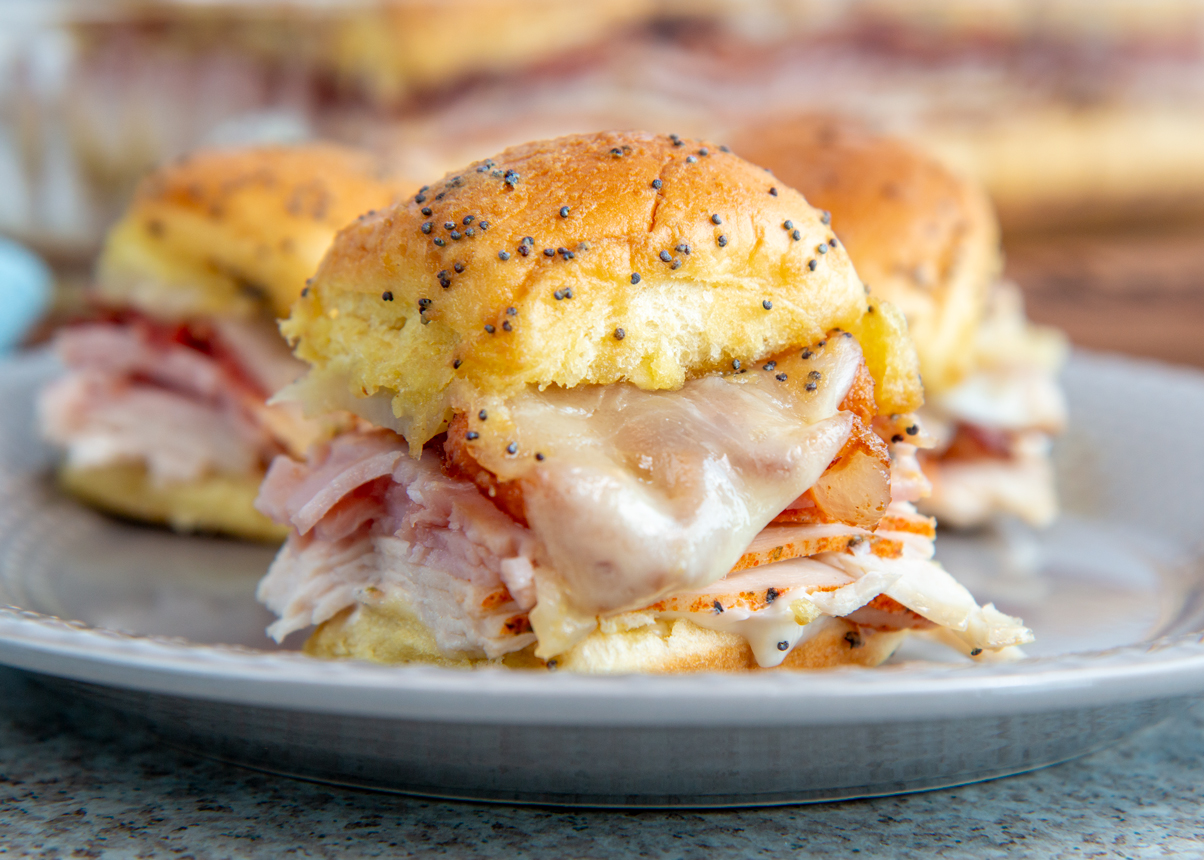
(41, 317), (324, 482)
(256, 430), (406, 535)
(256, 431), (546, 656)
(39, 371), (267, 482)
(211, 318), (309, 396)
(256, 533), (538, 657)
(255, 426), (1033, 665)
(56, 323), (233, 402)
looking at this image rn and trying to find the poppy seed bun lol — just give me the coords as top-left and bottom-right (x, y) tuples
(305, 597), (906, 673)
(59, 462), (287, 542)
(97, 144), (417, 321)
(730, 116), (1000, 394)
(284, 131), (923, 451)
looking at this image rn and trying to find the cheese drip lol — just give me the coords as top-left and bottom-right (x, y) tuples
(466, 336), (867, 657)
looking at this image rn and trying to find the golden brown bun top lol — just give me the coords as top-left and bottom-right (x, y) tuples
(97, 143), (418, 320)
(730, 116), (1001, 393)
(331, 0), (652, 104)
(285, 131), (923, 451)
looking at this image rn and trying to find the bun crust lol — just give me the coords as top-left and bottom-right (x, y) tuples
(730, 116), (1000, 393)
(306, 600), (906, 673)
(97, 144), (417, 320)
(286, 131), (922, 450)
(332, 0), (651, 104)
(59, 462), (287, 543)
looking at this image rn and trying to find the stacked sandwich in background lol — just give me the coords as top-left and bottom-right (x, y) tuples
(252, 131), (1033, 672)
(10, 0), (1204, 261)
(38, 144), (415, 540)
(732, 117), (1067, 528)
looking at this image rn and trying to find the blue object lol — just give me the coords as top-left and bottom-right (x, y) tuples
(0, 236), (52, 353)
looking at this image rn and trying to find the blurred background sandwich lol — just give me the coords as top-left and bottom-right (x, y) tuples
(37, 143), (415, 540)
(731, 115), (1067, 527)
(5, 0), (1204, 375)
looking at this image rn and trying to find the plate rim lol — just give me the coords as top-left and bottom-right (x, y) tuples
(3, 604), (1203, 726)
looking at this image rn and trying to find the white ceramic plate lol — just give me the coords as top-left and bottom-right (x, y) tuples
(2, 349), (1203, 807)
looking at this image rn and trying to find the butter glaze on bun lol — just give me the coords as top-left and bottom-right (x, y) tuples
(284, 131), (923, 450)
(730, 116), (1000, 394)
(332, 0), (652, 104)
(98, 144), (417, 320)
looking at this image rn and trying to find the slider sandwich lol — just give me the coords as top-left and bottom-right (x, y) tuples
(38, 145), (413, 540)
(328, 0), (653, 105)
(731, 118), (1068, 528)
(256, 131), (1032, 671)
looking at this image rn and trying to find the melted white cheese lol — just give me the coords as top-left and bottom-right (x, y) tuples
(468, 336), (867, 657)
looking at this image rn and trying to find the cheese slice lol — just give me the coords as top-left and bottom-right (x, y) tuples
(462, 335), (869, 656)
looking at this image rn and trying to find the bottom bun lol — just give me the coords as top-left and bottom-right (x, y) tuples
(305, 595), (907, 673)
(58, 462), (288, 543)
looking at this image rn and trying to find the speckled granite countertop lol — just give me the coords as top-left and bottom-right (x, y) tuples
(1, 667), (1201, 860)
